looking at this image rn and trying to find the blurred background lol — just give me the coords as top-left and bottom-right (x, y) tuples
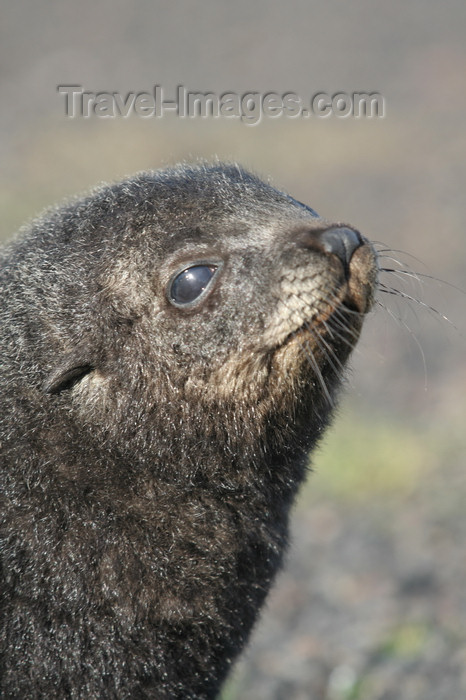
(1, 2), (465, 698)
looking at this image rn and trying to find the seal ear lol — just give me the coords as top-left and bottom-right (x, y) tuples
(43, 344), (95, 394)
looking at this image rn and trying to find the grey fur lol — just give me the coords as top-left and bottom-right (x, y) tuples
(0, 163), (377, 699)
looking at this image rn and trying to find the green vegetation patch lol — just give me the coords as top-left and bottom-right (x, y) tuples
(301, 412), (437, 504)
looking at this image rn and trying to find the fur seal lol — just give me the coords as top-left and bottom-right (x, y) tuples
(0, 163), (377, 699)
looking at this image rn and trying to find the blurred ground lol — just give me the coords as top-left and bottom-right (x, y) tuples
(1, 2), (465, 698)
(221, 412), (466, 699)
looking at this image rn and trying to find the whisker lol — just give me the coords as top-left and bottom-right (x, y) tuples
(305, 321), (346, 379)
(329, 306), (363, 339)
(376, 299), (428, 390)
(372, 243), (430, 270)
(301, 338), (334, 408)
(379, 269), (424, 301)
(378, 281), (458, 330)
(380, 267), (466, 295)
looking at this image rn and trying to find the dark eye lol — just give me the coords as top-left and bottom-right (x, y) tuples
(169, 264), (219, 306)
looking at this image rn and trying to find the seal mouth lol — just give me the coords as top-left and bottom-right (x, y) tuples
(280, 299), (360, 352)
(277, 240), (378, 353)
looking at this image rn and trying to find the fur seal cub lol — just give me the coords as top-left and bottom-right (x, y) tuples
(0, 163), (377, 699)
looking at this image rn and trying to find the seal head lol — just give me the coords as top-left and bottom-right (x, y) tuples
(0, 163), (377, 699)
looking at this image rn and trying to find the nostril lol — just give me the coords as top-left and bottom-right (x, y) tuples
(318, 227), (362, 269)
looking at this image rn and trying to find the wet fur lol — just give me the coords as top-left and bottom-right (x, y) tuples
(0, 164), (377, 699)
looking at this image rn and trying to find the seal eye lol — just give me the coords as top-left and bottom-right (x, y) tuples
(169, 264), (218, 306)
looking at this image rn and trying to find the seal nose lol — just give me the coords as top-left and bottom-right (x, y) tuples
(318, 227), (362, 269)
